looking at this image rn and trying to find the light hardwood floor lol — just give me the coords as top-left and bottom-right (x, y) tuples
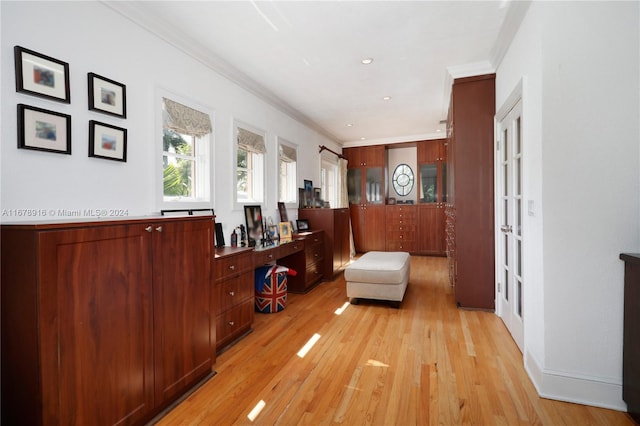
(158, 256), (633, 425)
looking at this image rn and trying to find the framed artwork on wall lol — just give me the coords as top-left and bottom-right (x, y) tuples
(14, 46), (70, 103)
(17, 104), (71, 155)
(89, 120), (127, 162)
(88, 72), (127, 118)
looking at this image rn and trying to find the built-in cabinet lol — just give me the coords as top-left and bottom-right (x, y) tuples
(344, 145), (387, 253)
(344, 141), (447, 256)
(213, 247), (255, 352)
(297, 208), (351, 277)
(1, 217), (214, 425)
(446, 74), (496, 309)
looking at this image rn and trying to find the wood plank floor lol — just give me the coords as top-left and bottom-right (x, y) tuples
(157, 256), (633, 425)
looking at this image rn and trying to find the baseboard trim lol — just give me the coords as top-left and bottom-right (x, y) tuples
(524, 350), (627, 412)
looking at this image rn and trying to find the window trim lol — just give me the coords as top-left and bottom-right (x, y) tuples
(277, 137), (298, 207)
(234, 119), (266, 208)
(156, 88), (215, 212)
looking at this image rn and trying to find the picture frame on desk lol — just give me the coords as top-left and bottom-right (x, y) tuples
(278, 222), (292, 242)
(296, 219), (310, 231)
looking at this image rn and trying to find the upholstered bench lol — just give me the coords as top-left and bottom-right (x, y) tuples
(344, 251), (410, 308)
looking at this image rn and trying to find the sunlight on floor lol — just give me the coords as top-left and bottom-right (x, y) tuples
(334, 301), (350, 315)
(247, 399), (266, 422)
(297, 333), (321, 358)
(366, 359), (389, 367)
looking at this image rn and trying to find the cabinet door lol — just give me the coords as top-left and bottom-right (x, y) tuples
(363, 205), (386, 252)
(152, 219), (213, 405)
(419, 204), (445, 255)
(39, 225), (154, 425)
(363, 145), (385, 167)
(335, 208), (350, 270)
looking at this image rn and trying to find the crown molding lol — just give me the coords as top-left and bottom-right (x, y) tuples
(490, 0), (533, 69)
(100, 1), (340, 143)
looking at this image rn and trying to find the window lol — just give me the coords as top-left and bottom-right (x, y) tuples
(162, 97), (211, 204)
(278, 140), (297, 204)
(321, 156), (339, 208)
(236, 124), (265, 203)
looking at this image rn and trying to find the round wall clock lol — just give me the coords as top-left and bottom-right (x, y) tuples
(392, 163), (414, 196)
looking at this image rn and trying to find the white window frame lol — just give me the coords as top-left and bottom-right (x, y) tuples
(321, 153), (339, 209)
(156, 90), (214, 212)
(278, 138), (298, 206)
(234, 120), (266, 206)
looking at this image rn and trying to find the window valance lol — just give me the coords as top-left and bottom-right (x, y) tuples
(162, 97), (212, 137)
(237, 127), (266, 154)
(279, 144), (297, 162)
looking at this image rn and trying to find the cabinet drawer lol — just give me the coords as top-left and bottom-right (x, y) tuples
(214, 270), (253, 315)
(387, 231), (416, 242)
(386, 240), (417, 252)
(280, 240), (305, 257)
(216, 300), (254, 347)
(305, 244), (324, 267)
(214, 252), (253, 280)
(305, 261), (323, 286)
(255, 249), (278, 266)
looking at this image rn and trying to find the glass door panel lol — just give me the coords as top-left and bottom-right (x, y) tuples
(365, 167), (383, 204)
(420, 164), (438, 203)
(347, 168), (362, 204)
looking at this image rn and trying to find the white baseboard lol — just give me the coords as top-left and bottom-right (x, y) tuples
(524, 350), (627, 412)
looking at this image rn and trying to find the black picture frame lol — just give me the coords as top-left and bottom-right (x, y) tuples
(14, 46), (70, 103)
(278, 201), (288, 222)
(296, 219), (310, 231)
(89, 120), (127, 162)
(17, 104), (71, 155)
(244, 205), (264, 247)
(88, 72), (127, 118)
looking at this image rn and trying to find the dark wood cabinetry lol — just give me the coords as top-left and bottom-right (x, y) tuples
(298, 208), (350, 277)
(446, 74), (496, 309)
(386, 205), (418, 252)
(1, 217), (214, 425)
(621, 253), (640, 423)
(344, 146), (387, 253)
(213, 247), (255, 352)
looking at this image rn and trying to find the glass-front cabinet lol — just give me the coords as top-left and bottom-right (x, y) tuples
(418, 139), (447, 255)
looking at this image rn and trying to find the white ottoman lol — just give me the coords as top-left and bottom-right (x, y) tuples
(344, 251), (410, 308)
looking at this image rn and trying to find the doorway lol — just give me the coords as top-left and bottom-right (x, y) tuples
(496, 96), (524, 352)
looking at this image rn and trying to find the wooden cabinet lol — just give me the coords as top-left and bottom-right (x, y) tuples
(278, 237), (321, 293)
(344, 146), (386, 253)
(213, 247), (255, 352)
(386, 205), (418, 252)
(621, 253), (640, 423)
(1, 217), (214, 425)
(416, 139), (446, 256)
(297, 208), (350, 277)
(446, 74), (496, 309)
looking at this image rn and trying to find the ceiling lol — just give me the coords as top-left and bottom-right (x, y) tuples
(107, 1), (515, 145)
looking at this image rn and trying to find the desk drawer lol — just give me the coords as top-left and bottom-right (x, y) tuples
(306, 245), (324, 267)
(214, 270), (253, 315)
(216, 300), (254, 348)
(214, 252), (253, 281)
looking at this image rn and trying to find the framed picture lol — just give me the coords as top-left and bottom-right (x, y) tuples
(296, 219), (310, 231)
(14, 46), (70, 103)
(278, 201), (288, 222)
(17, 104), (71, 154)
(313, 187), (322, 208)
(278, 222), (292, 242)
(88, 72), (126, 118)
(89, 120), (127, 162)
(244, 205), (264, 247)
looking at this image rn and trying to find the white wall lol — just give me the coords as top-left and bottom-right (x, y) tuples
(0, 1), (341, 238)
(496, 1), (640, 410)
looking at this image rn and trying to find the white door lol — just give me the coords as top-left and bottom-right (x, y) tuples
(496, 99), (524, 352)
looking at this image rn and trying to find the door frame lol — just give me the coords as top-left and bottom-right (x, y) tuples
(495, 78), (525, 352)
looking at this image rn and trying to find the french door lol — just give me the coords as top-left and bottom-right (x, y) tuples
(496, 98), (524, 352)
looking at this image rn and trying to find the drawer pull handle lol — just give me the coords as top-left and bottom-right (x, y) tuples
(229, 291), (235, 296)
(228, 321), (235, 327)
(229, 265), (235, 270)
(145, 226), (153, 233)
(155, 226), (163, 233)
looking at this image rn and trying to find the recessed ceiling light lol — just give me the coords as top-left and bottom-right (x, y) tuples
(436, 129), (442, 132)
(361, 58), (373, 65)
(383, 96), (392, 101)
(360, 137), (366, 140)
(346, 123), (353, 127)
